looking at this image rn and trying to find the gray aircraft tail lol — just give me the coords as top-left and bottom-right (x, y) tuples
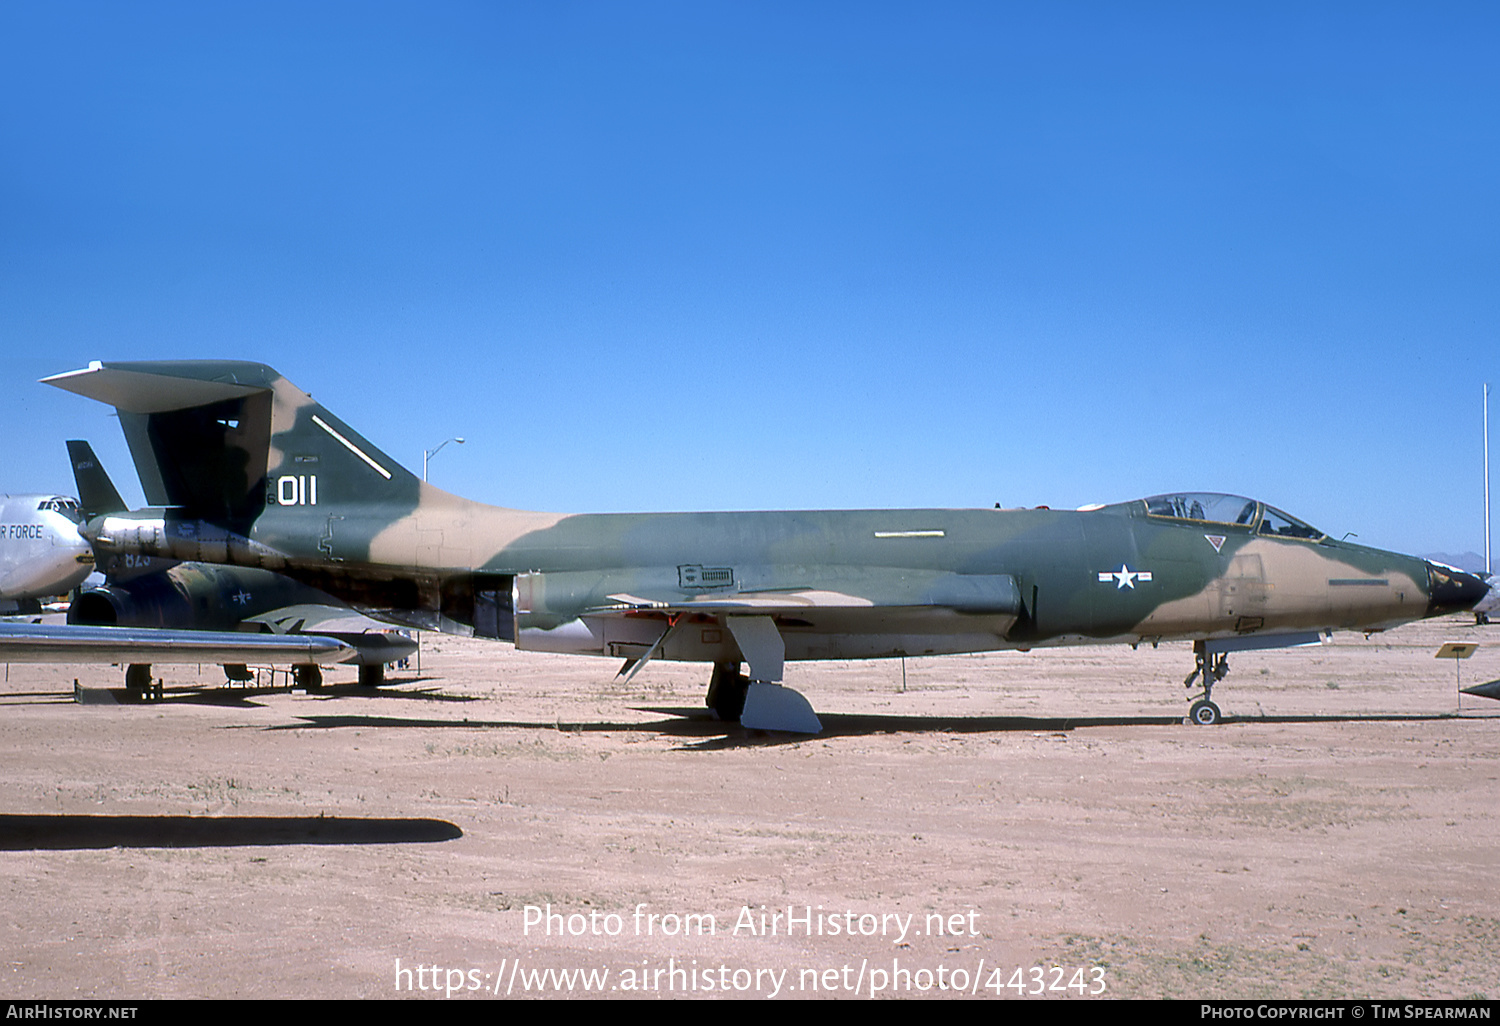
(66, 440), (128, 518)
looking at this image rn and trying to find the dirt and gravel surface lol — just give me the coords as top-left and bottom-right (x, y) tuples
(2, 614), (1497, 1000)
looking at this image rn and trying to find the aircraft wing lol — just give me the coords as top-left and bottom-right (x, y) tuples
(0, 623), (352, 664)
(512, 567), (1024, 702)
(515, 567), (1024, 682)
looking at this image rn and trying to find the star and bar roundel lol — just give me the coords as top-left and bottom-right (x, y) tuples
(1097, 564), (1152, 590)
(1097, 534), (1224, 590)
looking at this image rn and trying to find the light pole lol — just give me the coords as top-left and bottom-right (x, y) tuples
(423, 437), (465, 482)
(417, 435), (463, 676)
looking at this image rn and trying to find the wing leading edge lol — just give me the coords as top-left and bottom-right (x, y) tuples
(0, 623), (351, 664)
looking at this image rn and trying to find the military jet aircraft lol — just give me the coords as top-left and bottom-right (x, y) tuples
(0, 492), (94, 613)
(44, 360), (1496, 730)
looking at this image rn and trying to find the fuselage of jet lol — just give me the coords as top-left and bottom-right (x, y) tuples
(79, 484), (1487, 667)
(43, 360), (1494, 681)
(0, 493), (93, 608)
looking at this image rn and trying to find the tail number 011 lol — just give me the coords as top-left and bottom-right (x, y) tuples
(276, 475), (318, 506)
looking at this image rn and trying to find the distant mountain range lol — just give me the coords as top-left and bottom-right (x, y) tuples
(1421, 552), (1491, 574)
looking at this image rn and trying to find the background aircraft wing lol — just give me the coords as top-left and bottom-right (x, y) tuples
(0, 623), (352, 664)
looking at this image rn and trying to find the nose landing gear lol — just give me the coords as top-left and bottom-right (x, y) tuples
(1184, 642), (1228, 726)
(1179, 631), (1326, 726)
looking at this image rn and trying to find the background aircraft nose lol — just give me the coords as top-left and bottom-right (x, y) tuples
(1474, 577), (1499, 621)
(1425, 561), (1492, 617)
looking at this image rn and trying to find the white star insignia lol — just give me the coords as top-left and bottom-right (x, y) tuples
(1097, 564), (1153, 590)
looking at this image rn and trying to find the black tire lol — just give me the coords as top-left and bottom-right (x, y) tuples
(125, 664), (152, 700)
(293, 664), (322, 690)
(705, 663), (748, 721)
(1189, 699), (1222, 726)
(358, 664), (386, 688)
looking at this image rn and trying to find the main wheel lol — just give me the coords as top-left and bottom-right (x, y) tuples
(1189, 699), (1221, 726)
(124, 664), (152, 701)
(358, 664), (386, 687)
(705, 663), (748, 721)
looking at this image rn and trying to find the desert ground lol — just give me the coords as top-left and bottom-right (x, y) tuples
(1, 614), (1497, 1000)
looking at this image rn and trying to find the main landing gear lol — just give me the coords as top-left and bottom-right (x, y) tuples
(1184, 641), (1227, 726)
(703, 660), (823, 733)
(704, 617), (823, 733)
(123, 663), (162, 702)
(705, 662), (749, 721)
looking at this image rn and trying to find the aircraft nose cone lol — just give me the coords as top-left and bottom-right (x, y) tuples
(1474, 576), (1499, 621)
(1425, 562), (1491, 616)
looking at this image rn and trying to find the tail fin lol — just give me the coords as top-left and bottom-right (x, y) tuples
(65, 440), (127, 517)
(44, 361), (423, 530)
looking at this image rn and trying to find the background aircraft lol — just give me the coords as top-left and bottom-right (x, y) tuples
(0, 442), (415, 699)
(62, 440), (415, 693)
(0, 492), (93, 615)
(45, 360), (1496, 729)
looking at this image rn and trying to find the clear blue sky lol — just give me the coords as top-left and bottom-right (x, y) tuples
(2, 2), (1495, 559)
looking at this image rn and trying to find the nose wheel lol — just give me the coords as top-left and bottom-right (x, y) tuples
(1188, 699), (1222, 726)
(1184, 644), (1229, 726)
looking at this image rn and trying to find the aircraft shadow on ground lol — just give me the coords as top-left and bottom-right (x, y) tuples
(0, 814), (463, 850)
(671, 709), (1485, 748)
(96, 676), (479, 708)
(264, 707), (1483, 750)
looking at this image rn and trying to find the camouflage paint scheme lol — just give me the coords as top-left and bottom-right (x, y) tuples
(44, 361), (1494, 723)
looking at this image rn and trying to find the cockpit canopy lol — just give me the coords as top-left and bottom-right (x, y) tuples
(1142, 493), (1324, 541)
(37, 496), (82, 523)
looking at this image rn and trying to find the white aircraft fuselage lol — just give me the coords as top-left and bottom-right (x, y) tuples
(0, 493), (94, 608)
